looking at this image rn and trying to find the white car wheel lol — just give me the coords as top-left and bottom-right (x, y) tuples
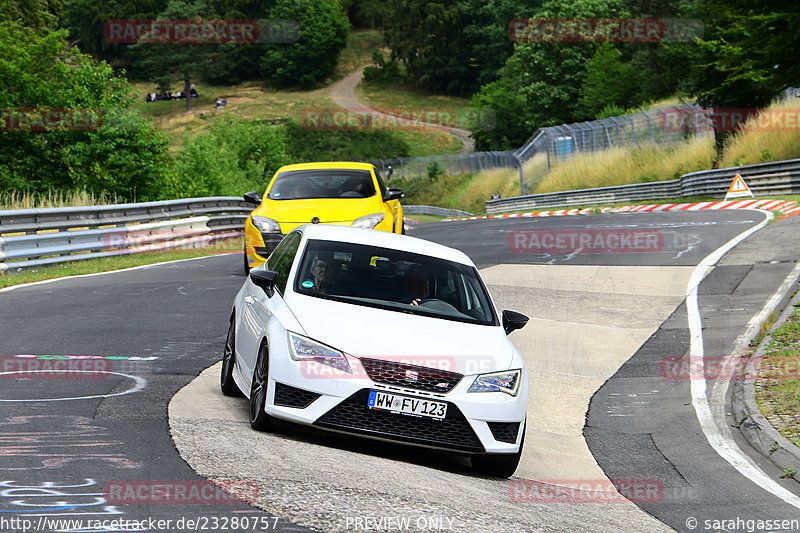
(249, 342), (276, 431)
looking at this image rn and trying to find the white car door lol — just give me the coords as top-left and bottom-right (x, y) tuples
(238, 232), (301, 378)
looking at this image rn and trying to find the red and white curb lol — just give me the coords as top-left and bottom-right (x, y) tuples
(441, 199), (800, 222)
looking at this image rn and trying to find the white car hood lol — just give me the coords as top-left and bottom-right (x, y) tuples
(285, 293), (514, 375)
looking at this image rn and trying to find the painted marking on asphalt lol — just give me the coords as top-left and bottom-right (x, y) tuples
(0, 415), (141, 470)
(0, 371), (146, 402)
(686, 209), (800, 509)
(0, 479), (127, 520)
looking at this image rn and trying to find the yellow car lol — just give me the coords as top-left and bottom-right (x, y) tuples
(243, 161), (404, 272)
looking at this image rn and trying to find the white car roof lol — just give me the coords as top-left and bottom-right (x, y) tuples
(295, 224), (475, 267)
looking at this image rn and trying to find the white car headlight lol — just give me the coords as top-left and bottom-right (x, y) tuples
(467, 369), (521, 396)
(252, 216), (281, 233)
(287, 332), (351, 373)
(352, 213), (384, 229)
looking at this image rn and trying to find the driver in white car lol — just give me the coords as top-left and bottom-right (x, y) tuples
(404, 264), (431, 306)
(309, 253), (341, 295)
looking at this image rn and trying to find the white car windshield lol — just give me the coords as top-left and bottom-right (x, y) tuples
(294, 239), (498, 326)
(268, 169), (376, 200)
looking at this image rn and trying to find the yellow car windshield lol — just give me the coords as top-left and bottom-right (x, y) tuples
(268, 169), (376, 200)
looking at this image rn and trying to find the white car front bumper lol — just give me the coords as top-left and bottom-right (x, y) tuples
(262, 351), (528, 454)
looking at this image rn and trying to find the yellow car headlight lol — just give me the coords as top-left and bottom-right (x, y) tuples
(252, 216), (281, 233)
(352, 213), (384, 229)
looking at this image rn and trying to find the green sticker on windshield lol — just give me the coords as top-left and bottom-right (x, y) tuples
(302, 280), (314, 288)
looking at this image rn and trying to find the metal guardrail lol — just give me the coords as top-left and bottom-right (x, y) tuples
(0, 197), (252, 272)
(485, 159), (800, 214)
(402, 205), (474, 218)
(5, 157), (796, 271)
(0, 197), (474, 272)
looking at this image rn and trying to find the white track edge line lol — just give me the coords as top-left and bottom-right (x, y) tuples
(0, 253), (238, 293)
(687, 210), (800, 508)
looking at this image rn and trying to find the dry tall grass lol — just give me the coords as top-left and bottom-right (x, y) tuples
(0, 189), (121, 210)
(719, 97), (800, 167)
(533, 135), (716, 194)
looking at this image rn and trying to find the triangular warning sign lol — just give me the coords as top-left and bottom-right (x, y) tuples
(725, 173), (754, 200)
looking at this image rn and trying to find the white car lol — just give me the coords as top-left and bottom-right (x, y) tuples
(221, 224), (529, 477)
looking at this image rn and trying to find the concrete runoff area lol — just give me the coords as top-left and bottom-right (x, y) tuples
(481, 265), (694, 485)
(170, 264), (691, 532)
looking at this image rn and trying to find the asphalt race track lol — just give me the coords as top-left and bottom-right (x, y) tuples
(1, 209), (799, 532)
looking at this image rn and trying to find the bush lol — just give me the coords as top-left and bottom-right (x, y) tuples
(596, 104), (627, 120)
(0, 22), (171, 201)
(470, 77), (529, 151)
(427, 162), (444, 182)
(283, 121), (410, 162)
(363, 52), (403, 85)
(171, 115), (292, 197)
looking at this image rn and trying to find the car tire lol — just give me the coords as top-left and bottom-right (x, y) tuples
(249, 341), (276, 431)
(471, 422), (525, 478)
(243, 243), (251, 275)
(220, 317), (242, 396)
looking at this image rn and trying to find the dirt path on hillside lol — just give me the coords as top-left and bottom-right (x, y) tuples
(329, 69), (475, 154)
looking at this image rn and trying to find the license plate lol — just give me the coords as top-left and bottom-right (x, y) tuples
(367, 390), (447, 420)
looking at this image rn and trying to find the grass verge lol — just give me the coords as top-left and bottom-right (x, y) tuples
(755, 302), (800, 449)
(403, 214), (448, 224)
(533, 135), (716, 194)
(719, 96), (800, 167)
(0, 238), (242, 289)
(1, 188), (123, 210)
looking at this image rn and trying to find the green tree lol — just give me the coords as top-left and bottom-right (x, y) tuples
(470, 77), (528, 150)
(686, 0), (800, 152)
(382, 0), (532, 96)
(690, 0), (800, 108)
(204, 0), (275, 84)
(0, 22), (170, 199)
(260, 0), (349, 87)
(62, 0), (167, 63)
(340, 0), (389, 29)
(129, 0), (219, 111)
(0, 0), (63, 34)
(578, 43), (638, 119)
(468, 0), (627, 149)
